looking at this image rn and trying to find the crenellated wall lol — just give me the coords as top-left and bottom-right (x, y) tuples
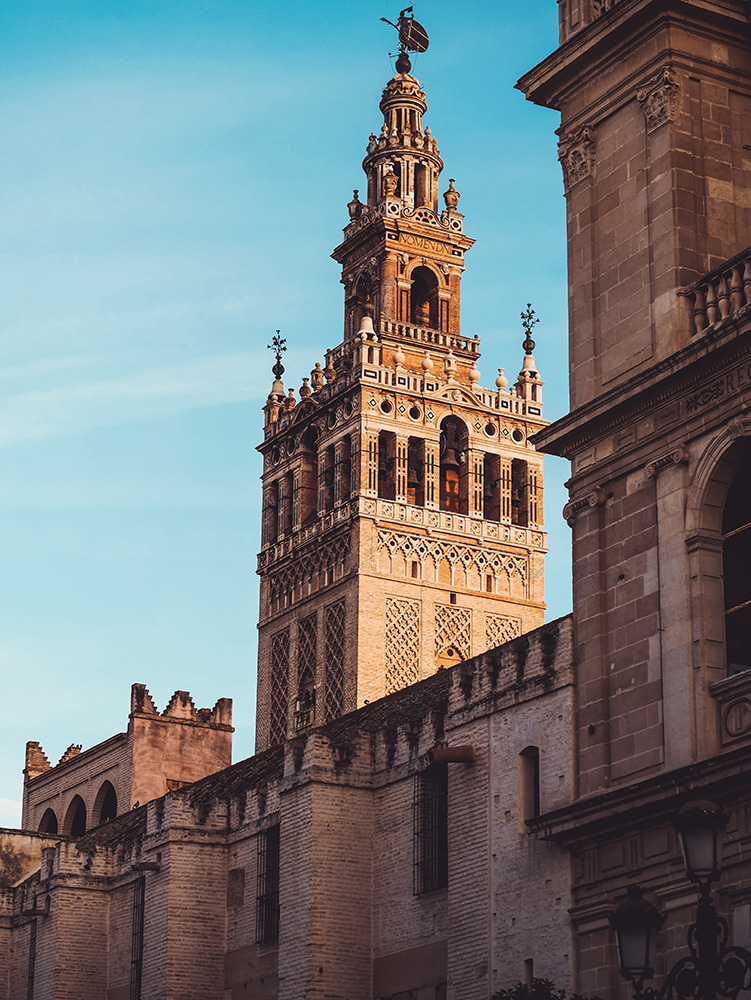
(1, 617), (574, 1000)
(21, 683), (233, 839)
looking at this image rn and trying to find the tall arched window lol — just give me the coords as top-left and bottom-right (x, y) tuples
(94, 780), (118, 825)
(723, 454), (751, 674)
(38, 808), (58, 834)
(63, 795), (87, 837)
(409, 266), (439, 329)
(300, 427), (319, 526)
(439, 417), (468, 514)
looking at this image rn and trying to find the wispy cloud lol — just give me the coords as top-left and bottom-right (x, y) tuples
(0, 351), (269, 447)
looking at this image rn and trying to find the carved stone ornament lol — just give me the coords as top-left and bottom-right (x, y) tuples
(644, 446), (688, 479)
(637, 67), (679, 133)
(557, 126), (596, 193)
(562, 486), (605, 526)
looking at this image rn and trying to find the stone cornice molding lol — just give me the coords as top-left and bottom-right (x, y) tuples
(637, 66), (679, 133)
(557, 125), (596, 192)
(533, 322), (751, 459)
(562, 487), (605, 525)
(644, 445), (688, 479)
(684, 529), (723, 554)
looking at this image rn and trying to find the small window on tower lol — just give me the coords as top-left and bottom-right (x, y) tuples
(411, 560), (419, 579)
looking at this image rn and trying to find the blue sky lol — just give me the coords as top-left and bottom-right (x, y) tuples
(0, 0), (569, 825)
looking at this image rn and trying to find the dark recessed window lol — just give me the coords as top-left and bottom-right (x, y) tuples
(256, 825), (280, 944)
(723, 456), (751, 675)
(413, 764), (448, 894)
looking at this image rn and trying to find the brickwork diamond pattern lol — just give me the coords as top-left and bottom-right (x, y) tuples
(269, 629), (289, 745)
(325, 601), (346, 722)
(486, 613), (522, 648)
(435, 605), (471, 660)
(385, 598), (421, 695)
(298, 614), (317, 679)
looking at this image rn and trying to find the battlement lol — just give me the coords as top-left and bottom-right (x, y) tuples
(130, 683), (233, 729)
(21, 682), (233, 838)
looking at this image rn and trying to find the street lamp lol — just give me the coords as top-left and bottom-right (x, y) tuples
(609, 801), (751, 1000)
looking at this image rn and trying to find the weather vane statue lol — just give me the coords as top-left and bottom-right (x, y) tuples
(268, 331), (287, 379)
(380, 6), (429, 73)
(521, 304), (539, 356)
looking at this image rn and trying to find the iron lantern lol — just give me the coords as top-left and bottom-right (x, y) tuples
(672, 800), (728, 888)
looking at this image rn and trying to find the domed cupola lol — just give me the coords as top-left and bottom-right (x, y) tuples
(362, 52), (444, 216)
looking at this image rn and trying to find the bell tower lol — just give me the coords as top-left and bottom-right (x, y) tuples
(255, 45), (549, 752)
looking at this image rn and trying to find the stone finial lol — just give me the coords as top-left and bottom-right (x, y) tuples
(324, 357), (336, 384)
(393, 345), (406, 368)
(284, 388), (296, 409)
(443, 178), (460, 211)
(444, 350), (457, 381)
(496, 368), (508, 390)
(468, 361), (480, 385)
(421, 351), (434, 372)
(299, 377), (311, 398)
(311, 362), (325, 392)
(383, 167), (398, 197)
(347, 189), (363, 221)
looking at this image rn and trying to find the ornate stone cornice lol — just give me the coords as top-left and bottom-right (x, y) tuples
(562, 487), (605, 526)
(557, 125), (596, 192)
(644, 446), (688, 479)
(637, 67), (679, 133)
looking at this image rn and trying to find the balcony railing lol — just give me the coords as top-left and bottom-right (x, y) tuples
(683, 247), (751, 337)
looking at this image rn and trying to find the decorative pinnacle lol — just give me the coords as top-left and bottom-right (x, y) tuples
(521, 304), (539, 355)
(268, 330), (287, 379)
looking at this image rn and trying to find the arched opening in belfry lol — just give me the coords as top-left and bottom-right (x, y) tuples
(483, 454), (501, 522)
(340, 436), (352, 501)
(352, 278), (376, 339)
(409, 266), (439, 329)
(722, 450), (751, 675)
(378, 431), (397, 501)
(415, 162), (430, 208)
(300, 427), (319, 526)
(407, 438), (425, 507)
(94, 780), (118, 825)
(511, 458), (530, 527)
(38, 808), (58, 834)
(439, 416), (468, 514)
(322, 445), (336, 512)
(63, 795), (87, 837)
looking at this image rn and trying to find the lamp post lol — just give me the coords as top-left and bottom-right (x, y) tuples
(609, 801), (751, 1000)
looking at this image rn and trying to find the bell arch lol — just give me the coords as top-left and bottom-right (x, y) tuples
(409, 265), (440, 330)
(439, 416), (468, 514)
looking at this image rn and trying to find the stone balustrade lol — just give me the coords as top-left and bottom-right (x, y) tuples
(379, 319), (480, 356)
(683, 246), (751, 336)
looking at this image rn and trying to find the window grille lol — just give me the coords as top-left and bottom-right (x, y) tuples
(256, 825), (280, 944)
(413, 764), (448, 894)
(27, 919), (36, 1000)
(130, 877), (145, 1000)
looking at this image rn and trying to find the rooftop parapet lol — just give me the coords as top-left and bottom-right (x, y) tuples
(130, 683), (233, 729)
